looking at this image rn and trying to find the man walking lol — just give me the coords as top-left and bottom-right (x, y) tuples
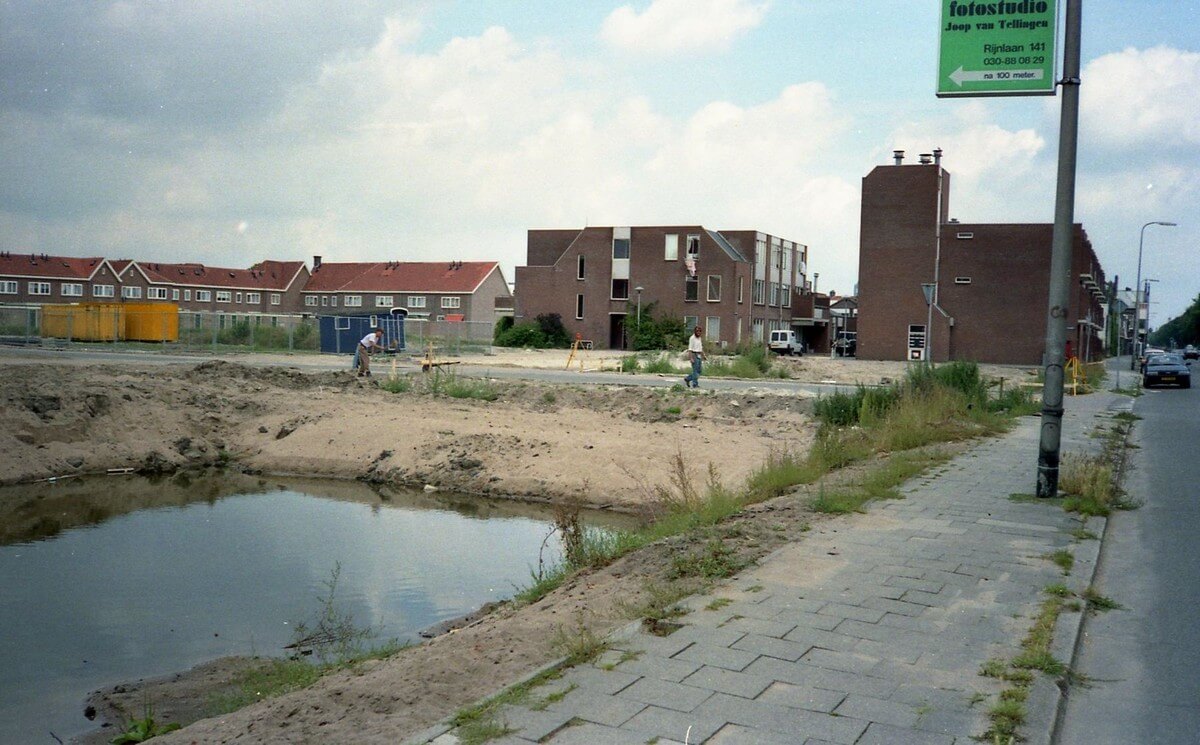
(684, 325), (705, 388)
(356, 327), (384, 377)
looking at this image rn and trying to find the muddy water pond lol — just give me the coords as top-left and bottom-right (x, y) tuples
(0, 473), (634, 744)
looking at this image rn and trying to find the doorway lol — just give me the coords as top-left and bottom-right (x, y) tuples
(609, 314), (627, 350)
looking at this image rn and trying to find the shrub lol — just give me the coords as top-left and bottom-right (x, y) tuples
(535, 313), (571, 347)
(495, 322), (548, 348)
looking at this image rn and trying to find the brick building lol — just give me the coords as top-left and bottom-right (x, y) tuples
(857, 152), (1107, 365)
(0, 253), (123, 304)
(115, 260), (309, 314)
(514, 226), (813, 350)
(301, 258), (511, 324)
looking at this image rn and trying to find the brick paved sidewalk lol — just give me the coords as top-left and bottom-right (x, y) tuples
(418, 391), (1126, 745)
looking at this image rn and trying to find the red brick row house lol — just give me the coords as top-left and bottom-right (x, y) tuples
(514, 226), (812, 350)
(0, 253), (124, 304)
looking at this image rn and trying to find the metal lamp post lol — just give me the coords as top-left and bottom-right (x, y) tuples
(1131, 222), (1177, 369)
(635, 286), (644, 326)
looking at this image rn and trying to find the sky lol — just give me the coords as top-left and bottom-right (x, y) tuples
(2, 0), (1197, 323)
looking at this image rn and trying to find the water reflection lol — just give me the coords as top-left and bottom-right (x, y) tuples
(0, 474), (634, 744)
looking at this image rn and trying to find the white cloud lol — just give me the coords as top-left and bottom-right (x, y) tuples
(601, 0), (769, 54)
(1080, 46), (1200, 150)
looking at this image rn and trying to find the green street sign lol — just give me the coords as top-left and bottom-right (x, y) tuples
(937, 0), (1058, 97)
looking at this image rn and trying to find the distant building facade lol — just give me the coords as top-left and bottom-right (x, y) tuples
(301, 258), (512, 324)
(114, 260), (310, 314)
(514, 226), (812, 350)
(856, 152), (1107, 365)
(0, 253), (123, 304)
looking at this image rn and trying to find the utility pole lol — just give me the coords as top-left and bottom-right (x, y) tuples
(1036, 0), (1081, 499)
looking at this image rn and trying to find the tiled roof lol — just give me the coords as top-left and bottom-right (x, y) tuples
(0, 252), (109, 280)
(304, 262), (500, 294)
(131, 260), (307, 290)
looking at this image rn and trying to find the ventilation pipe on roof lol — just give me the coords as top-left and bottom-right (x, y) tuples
(933, 147), (943, 166)
(893, 150), (904, 165)
(919, 153), (933, 165)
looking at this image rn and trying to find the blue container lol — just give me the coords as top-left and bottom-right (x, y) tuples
(318, 310), (406, 355)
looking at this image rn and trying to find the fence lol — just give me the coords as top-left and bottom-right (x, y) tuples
(0, 304), (497, 357)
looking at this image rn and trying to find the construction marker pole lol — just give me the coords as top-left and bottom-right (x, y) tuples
(1036, 0), (1082, 498)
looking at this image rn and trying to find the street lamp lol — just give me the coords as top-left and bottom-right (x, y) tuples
(634, 286), (644, 325)
(1131, 221), (1177, 369)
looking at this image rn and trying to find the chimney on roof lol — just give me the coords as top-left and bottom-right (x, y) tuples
(313, 255), (322, 270)
(933, 147), (943, 166)
(893, 150), (904, 165)
(919, 153), (933, 165)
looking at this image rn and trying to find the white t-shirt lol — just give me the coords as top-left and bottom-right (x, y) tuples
(360, 332), (380, 349)
(688, 334), (704, 354)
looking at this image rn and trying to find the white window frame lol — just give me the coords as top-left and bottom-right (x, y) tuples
(235, 292), (243, 303)
(334, 317), (350, 330)
(684, 275), (699, 302)
(706, 275), (721, 302)
(247, 292), (261, 304)
(686, 234), (700, 259)
(345, 295), (362, 308)
(29, 281), (53, 296)
(93, 284), (114, 298)
(408, 295), (426, 308)
(171, 289), (180, 301)
(612, 238), (630, 260)
(196, 290), (212, 302)
(330, 296), (337, 307)
(61, 283), (84, 297)
(374, 295), (393, 308)
(576, 294), (584, 320)
(121, 286), (142, 299)
(270, 293), (281, 305)
(147, 287), (168, 300)
(664, 233), (679, 261)
(183, 289), (192, 301)
(215, 291), (232, 303)
(577, 255), (586, 280)
(441, 296), (461, 309)
(611, 279), (629, 301)
(0, 280), (17, 294)
(321, 296), (328, 307)
(305, 296), (318, 307)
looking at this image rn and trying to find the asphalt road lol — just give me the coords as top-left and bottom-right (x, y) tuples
(0, 345), (858, 396)
(1056, 366), (1200, 743)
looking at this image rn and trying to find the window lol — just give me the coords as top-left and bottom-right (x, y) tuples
(0, 280), (17, 294)
(707, 275), (721, 302)
(780, 284), (791, 308)
(684, 315), (698, 331)
(611, 279), (629, 300)
(183, 289), (192, 301)
(613, 238), (630, 259)
(345, 295), (363, 307)
(92, 283), (113, 298)
(121, 286), (141, 299)
(196, 290), (212, 302)
(329, 296), (337, 307)
(664, 234), (679, 261)
(575, 294), (584, 320)
(408, 295), (426, 308)
(147, 287), (168, 300)
(233, 292), (242, 303)
(334, 317), (350, 330)
(737, 277), (744, 304)
(247, 292), (261, 304)
(705, 316), (720, 341)
(441, 296), (461, 309)
(686, 234), (700, 258)
(577, 255), (585, 280)
(321, 296), (328, 306)
(752, 279), (765, 305)
(171, 289), (180, 300)
(215, 291), (231, 303)
(685, 276), (698, 302)
(956, 232), (975, 240)
(305, 295), (318, 307)
(61, 283), (84, 297)
(29, 281), (52, 295)
(374, 296), (393, 308)
(270, 293), (281, 305)
(954, 277), (972, 285)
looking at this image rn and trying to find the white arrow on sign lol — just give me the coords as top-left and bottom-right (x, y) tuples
(949, 66), (1045, 86)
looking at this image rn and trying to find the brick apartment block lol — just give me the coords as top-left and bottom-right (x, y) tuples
(857, 152), (1107, 365)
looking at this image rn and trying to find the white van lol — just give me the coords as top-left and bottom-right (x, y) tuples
(768, 330), (804, 355)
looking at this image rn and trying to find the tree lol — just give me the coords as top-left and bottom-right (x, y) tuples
(1149, 293), (1200, 348)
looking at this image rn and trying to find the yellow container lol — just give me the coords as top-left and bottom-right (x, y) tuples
(40, 304), (125, 341)
(123, 303), (179, 342)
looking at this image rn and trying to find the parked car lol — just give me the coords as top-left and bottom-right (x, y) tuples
(1142, 353), (1191, 389)
(1184, 344), (1199, 360)
(768, 329), (804, 356)
(1140, 348), (1168, 373)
